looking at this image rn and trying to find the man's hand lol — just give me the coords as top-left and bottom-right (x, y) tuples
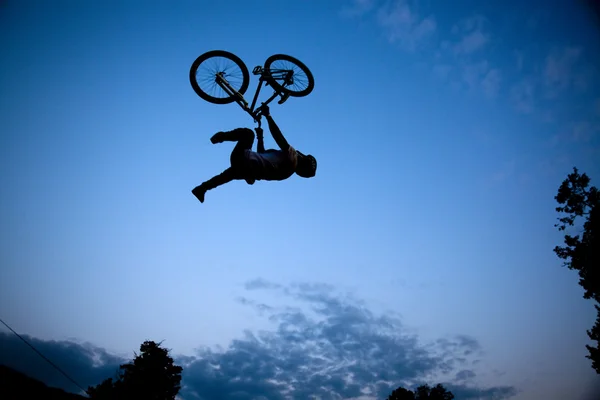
(259, 103), (270, 117)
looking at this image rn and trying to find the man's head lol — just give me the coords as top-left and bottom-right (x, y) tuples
(295, 151), (317, 178)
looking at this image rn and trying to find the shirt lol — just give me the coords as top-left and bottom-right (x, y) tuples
(244, 149), (295, 183)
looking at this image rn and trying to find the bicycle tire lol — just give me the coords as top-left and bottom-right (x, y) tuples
(189, 50), (250, 104)
(263, 54), (314, 97)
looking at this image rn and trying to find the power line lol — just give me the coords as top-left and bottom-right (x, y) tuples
(0, 317), (89, 397)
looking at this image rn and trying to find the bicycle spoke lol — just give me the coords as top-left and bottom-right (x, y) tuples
(269, 59), (310, 93)
(189, 50), (250, 104)
(195, 56), (246, 100)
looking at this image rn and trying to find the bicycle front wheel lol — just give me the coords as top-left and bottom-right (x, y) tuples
(264, 54), (314, 97)
(189, 50), (250, 104)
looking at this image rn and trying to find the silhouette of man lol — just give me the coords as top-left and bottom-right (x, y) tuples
(192, 104), (317, 203)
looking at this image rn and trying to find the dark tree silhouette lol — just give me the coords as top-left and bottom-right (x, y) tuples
(87, 340), (183, 400)
(554, 167), (600, 373)
(387, 386), (415, 400)
(0, 365), (86, 399)
(387, 383), (454, 400)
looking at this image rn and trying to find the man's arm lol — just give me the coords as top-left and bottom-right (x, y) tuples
(255, 128), (266, 153)
(264, 113), (290, 151)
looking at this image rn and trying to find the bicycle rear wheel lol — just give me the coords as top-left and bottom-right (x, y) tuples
(189, 50), (250, 104)
(264, 54), (314, 97)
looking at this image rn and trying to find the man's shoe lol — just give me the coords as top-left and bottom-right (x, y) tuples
(210, 132), (225, 144)
(191, 185), (206, 203)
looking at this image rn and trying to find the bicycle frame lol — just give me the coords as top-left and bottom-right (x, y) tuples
(215, 66), (293, 126)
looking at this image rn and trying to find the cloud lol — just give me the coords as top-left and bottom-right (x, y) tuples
(448, 15), (489, 56)
(546, 117), (600, 149)
(376, 1), (436, 51)
(514, 50), (525, 73)
(480, 68), (501, 99)
(342, 3), (499, 99)
(340, 0), (376, 17)
(433, 15), (499, 99)
(507, 43), (598, 123)
(245, 278), (282, 291)
(455, 369), (476, 382)
(432, 64), (453, 80)
(454, 30), (488, 55)
(542, 46), (584, 98)
(457, 60), (501, 99)
(179, 281), (517, 400)
(0, 280), (518, 400)
(345, 0), (437, 51)
(509, 77), (537, 115)
(0, 332), (125, 394)
(449, 16), (499, 99)
(569, 120), (598, 143)
(235, 296), (275, 316)
(341, 0), (600, 124)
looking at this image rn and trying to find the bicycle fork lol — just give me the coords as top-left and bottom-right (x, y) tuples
(215, 72), (249, 110)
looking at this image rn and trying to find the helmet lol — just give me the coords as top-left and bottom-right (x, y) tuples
(296, 152), (317, 178)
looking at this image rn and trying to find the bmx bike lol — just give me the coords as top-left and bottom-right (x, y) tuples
(189, 50), (314, 126)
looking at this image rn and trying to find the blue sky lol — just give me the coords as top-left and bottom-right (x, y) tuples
(1, 0), (600, 399)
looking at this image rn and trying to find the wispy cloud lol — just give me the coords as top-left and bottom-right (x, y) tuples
(181, 281), (517, 400)
(435, 14), (500, 99)
(432, 63), (453, 80)
(343, 0), (437, 51)
(542, 46), (584, 98)
(342, 2), (500, 98)
(457, 60), (501, 99)
(455, 369), (477, 382)
(340, 0), (600, 185)
(341, 0), (600, 127)
(340, 0), (376, 18)
(570, 120), (597, 143)
(507, 42), (599, 127)
(245, 278), (282, 291)
(453, 30), (488, 55)
(447, 15), (490, 56)
(509, 77), (537, 115)
(375, 0), (437, 51)
(514, 50), (525, 73)
(0, 281), (519, 400)
(481, 68), (502, 99)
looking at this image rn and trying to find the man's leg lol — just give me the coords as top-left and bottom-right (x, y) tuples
(211, 127), (254, 147)
(211, 127), (256, 166)
(193, 128), (254, 204)
(192, 167), (239, 203)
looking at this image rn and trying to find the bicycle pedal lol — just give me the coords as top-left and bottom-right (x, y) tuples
(278, 93), (290, 104)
